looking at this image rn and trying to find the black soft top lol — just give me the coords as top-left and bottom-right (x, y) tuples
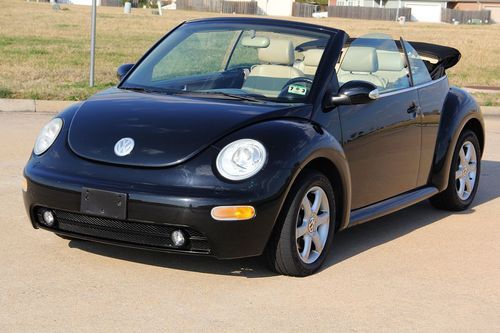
(406, 41), (461, 69)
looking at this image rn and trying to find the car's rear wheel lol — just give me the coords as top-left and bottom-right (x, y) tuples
(265, 170), (336, 276)
(430, 129), (481, 211)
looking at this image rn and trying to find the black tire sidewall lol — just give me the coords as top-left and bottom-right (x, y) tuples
(448, 130), (481, 209)
(281, 171), (336, 275)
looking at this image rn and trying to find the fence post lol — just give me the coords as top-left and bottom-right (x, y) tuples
(89, 0), (97, 87)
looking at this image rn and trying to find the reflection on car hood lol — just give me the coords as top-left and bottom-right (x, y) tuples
(68, 88), (309, 167)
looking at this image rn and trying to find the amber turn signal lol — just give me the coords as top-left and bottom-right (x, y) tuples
(21, 177), (28, 192)
(211, 206), (256, 221)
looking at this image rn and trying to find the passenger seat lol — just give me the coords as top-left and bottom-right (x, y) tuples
(337, 46), (386, 88)
(242, 39), (304, 97)
(375, 50), (409, 90)
(295, 49), (324, 77)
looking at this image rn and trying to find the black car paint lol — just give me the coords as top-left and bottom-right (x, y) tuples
(338, 86), (422, 209)
(24, 101), (350, 258)
(67, 88), (311, 168)
(23, 18), (484, 259)
(431, 86), (484, 190)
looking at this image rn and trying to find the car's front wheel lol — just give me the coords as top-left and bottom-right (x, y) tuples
(265, 170), (336, 276)
(430, 129), (481, 211)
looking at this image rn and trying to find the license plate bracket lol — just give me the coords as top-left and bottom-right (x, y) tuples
(80, 187), (127, 220)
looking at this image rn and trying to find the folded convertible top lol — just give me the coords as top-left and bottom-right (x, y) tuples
(406, 41), (461, 70)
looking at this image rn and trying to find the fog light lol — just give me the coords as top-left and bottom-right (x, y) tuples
(171, 230), (185, 247)
(21, 177), (28, 192)
(211, 206), (256, 221)
(42, 210), (55, 227)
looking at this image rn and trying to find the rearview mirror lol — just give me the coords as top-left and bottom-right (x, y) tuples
(325, 80), (379, 108)
(117, 63), (134, 81)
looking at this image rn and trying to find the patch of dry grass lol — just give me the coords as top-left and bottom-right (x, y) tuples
(0, 0), (499, 101)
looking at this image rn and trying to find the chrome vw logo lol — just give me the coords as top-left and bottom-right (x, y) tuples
(114, 137), (135, 157)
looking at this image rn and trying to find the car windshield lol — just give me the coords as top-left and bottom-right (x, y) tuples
(121, 22), (333, 103)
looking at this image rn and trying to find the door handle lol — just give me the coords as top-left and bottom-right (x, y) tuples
(407, 101), (419, 114)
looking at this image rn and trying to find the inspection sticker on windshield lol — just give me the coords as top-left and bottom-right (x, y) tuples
(288, 84), (307, 96)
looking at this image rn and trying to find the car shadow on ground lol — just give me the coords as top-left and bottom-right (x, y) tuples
(68, 160), (500, 278)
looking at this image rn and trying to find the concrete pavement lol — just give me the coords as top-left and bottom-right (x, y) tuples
(0, 112), (499, 331)
(0, 99), (74, 113)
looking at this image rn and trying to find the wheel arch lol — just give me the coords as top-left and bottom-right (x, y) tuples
(430, 87), (485, 191)
(264, 150), (352, 257)
(219, 118), (353, 252)
(462, 117), (484, 157)
(300, 157), (349, 232)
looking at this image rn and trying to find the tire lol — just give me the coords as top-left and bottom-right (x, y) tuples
(265, 170), (336, 277)
(430, 129), (481, 211)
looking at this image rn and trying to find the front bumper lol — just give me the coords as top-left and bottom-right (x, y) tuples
(23, 176), (287, 259)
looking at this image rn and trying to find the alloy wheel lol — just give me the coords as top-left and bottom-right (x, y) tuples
(295, 186), (330, 264)
(455, 140), (477, 201)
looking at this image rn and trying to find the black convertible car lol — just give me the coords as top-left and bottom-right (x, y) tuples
(23, 18), (484, 276)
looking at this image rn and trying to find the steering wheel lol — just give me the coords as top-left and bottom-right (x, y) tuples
(278, 77), (314, 98)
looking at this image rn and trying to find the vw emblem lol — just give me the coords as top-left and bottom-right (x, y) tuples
(114, 137), (135, 157)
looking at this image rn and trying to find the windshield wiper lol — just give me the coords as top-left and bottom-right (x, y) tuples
(120, 86), (175, 94)
(174, 91), (262, 102)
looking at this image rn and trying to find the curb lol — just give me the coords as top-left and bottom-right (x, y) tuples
(0, 99), (75, 113)
(0, 98), (499, 114)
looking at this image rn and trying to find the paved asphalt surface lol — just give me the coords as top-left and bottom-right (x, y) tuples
(1, 112), (499, 332)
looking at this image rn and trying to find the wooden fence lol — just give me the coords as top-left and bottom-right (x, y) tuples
(176, 0), (257, 14)
(327, 6), (411, 21)
(101, 0), (123, 7)
(441, 8), (491, 24)
(292, 2), (318, 17)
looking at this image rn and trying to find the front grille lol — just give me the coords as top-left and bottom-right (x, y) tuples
(35, 208), (210, 253)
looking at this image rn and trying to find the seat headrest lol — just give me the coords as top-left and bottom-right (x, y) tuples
(258, 39), (295, 66)
(377, 50), (404, 71)
(302, 49), (324, 67)
(341, 46), (379, 73)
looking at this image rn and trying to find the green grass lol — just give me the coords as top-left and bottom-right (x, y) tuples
(472, 93), (500, 107)
(0, 87), (13, 98)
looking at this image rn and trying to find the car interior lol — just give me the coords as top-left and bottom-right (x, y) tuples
(126, 29), (458, 102)
(242, 38), (305, 97)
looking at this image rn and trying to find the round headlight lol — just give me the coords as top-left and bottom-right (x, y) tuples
(33, 118), (63, 155)
(216, 139), (267, 181)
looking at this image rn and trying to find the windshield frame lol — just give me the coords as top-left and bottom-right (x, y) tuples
(118, 18), (340, 105)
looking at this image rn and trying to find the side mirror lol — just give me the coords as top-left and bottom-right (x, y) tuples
(325, 80), (379, 108)
(117, 63), (134, 81)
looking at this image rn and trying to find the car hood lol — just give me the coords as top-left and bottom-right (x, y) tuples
(68, 89), (310, 167)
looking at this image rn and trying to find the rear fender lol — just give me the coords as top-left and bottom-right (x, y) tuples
(430, 87), (484, 191)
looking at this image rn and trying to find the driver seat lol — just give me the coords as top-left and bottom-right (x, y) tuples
(242, 39), (304, 97)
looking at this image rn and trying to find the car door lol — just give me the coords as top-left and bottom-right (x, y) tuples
(400, 39), (449, 187)
(336, 34), (421, 209)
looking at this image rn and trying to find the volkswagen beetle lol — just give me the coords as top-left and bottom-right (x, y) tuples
(23, 18), (484, 276)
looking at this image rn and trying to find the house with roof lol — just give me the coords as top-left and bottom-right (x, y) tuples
(329, 0), (500, 22)
(447, 0), (500, 22)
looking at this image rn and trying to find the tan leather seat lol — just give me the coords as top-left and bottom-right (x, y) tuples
(242, 39), (304, 97)
(337, 46), (386, 88)
(295, 49), (324, 76)
(376, 50), (408, 87)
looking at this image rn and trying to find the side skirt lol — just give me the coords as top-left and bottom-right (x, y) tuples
(348, 187), (439, 227)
